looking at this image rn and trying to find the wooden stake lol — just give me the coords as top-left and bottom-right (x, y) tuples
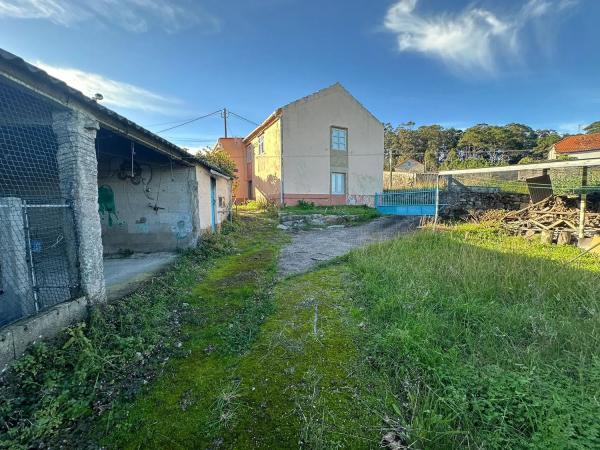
(579, 167), (588, 239)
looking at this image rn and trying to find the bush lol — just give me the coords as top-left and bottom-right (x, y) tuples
(296, 199), (315, 209)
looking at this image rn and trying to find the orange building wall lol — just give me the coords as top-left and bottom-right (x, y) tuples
(215, 137), (251, 203)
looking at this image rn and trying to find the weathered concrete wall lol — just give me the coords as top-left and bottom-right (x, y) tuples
(0, 197), (34, 324)
(215, 137), (248, 203)
(281, 84), (383, 204)
(0, 296), (88, 371)
(196, 168), (232, 231)
(549, 147), (600, 160)
(251, 118), (282, 204)
(97, 154), (199, 254)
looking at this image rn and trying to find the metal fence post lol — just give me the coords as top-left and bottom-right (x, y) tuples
(434, 175), (440, 230)
(21, 201), (40, 313)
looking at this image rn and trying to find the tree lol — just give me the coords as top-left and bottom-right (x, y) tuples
(201, 147), (236, 176)
(384, 123), (401, 170)
(533, 131), (562, 158)
(583, 121), (600, 134)
(417, 125), (444, 171)
(503, 123), (537, 150)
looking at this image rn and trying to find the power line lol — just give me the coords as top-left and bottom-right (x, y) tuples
(228, 110), (259, 126)
(155, 109), (223, 134)
(146, 117), (202, 127)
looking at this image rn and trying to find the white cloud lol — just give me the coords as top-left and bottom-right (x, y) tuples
(0, 0), (220, 33)
(383, 0), (577, 73)
(556, 122), (586, 134)
(35, 61), (184, 114)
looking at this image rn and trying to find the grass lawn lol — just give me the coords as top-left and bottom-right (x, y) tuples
(348, 224), (600, 448)
(2, 214), (600, 449)
(282, 204), (380, 219)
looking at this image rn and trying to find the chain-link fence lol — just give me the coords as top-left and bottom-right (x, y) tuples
(0, 76), (80, 327)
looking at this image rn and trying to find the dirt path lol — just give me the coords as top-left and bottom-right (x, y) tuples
(278, 216), (418, 277)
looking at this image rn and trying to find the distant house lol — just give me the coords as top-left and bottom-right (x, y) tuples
(395, 158), (424, 173)
(548, 133), (600, 160)
(212, 137), (251, 203)
(221, 83), (383, 206)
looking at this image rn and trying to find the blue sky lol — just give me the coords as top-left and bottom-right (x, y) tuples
(1, 0), (598, 150)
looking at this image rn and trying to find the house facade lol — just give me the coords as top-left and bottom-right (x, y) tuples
(213, 137), (253, 203)
(548, 133), (600, 160)
(233, 83), (383, 206)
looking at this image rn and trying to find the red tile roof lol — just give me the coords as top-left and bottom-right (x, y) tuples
(554, 133), (600, 153)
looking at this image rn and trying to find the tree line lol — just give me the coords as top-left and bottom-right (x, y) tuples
(384, 121), (600, 171)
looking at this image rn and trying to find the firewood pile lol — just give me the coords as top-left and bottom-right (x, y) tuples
(502, 196), (600, 239)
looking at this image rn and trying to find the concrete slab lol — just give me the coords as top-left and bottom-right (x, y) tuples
(103, 252), (178, 300)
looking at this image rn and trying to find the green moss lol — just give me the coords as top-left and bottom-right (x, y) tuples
(222, 265), (390, 448)
(100, 214), (288, 449)
(282, 204), (380, 220)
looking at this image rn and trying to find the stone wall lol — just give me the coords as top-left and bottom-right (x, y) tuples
(442, 187), (530, 218)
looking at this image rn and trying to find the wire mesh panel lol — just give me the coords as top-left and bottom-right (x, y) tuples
(0, 76), (79, 327)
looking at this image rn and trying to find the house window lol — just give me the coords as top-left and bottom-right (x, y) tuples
(258, 134), (265, 155)
(246, 145), (253, 162)
(331, 127), (347, 151)
(331, 172), (346, 195)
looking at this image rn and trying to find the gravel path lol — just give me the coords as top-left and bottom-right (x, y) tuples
(277, 216), (418, 277)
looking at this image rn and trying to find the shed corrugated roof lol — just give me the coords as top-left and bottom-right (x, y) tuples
(0, 47), (230, 177)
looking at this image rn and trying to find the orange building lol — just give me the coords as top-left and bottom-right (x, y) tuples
(214, 137), (253, 203)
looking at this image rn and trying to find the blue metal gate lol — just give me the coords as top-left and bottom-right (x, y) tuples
(375, 189), (437, 216)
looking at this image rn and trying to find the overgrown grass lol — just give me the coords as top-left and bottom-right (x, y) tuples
(348, 224), (600, 448)
(282, 203), (380, 219)
(0, 212), (285, 449)
(4, 214), (599, 449)
(100, 212), (287, 448)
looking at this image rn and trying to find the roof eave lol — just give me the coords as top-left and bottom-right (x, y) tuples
(0, 48), (231, 177)
(243, 108), (282, 143)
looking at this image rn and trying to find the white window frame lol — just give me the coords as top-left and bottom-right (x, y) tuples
(246, 144), (253, 163)
(331, 172), (346, 195)
(258, 134), (265, 155)
(331, 127), (348, 152)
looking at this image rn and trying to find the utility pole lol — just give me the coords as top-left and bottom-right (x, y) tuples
(223, 108), (228, 138)
(388, 149), (393, 189)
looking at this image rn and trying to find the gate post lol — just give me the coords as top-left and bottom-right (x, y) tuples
(52, 110), (106, 304)
(0, 197), (35, 322)
(434, 175), (440, 229)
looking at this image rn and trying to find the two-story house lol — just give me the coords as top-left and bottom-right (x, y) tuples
(221, 83), (383, 206)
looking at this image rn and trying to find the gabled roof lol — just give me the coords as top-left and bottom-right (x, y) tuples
(395, 157), (423, 166)
(554, 133), (600, 154)
(0, 47), (231, 178)
(243, 82), (381, 143)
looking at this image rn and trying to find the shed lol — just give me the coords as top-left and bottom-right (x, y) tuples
(0, 48), (232, 367)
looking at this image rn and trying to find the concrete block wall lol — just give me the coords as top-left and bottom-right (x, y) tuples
(98, 157), (200, 254)
(196, 168), (231, 231)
